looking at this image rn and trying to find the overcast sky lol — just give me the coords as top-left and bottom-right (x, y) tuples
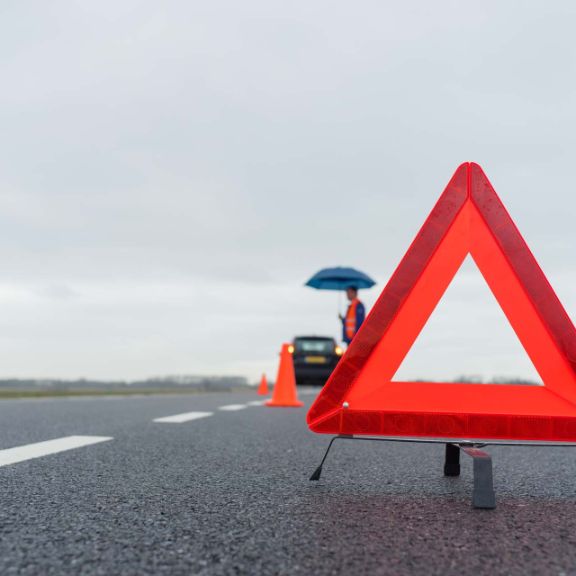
(0, 1), (575, 383)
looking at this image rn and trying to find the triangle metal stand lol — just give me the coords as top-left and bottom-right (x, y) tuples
(310, 435), (576, 509)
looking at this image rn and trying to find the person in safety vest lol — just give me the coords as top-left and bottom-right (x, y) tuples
(339, 286), (365, 345)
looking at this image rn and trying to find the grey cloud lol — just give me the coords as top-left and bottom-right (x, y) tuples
(0, 0), (574, 380)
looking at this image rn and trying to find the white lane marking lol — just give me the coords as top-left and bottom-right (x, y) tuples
(246, 400), (266, 406)
(218, 404), (247, 411)
(153, 411), (213, 423)
(0, 436), (112, 468)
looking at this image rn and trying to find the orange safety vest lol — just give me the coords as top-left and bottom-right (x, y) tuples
(345, 299), (359, 340)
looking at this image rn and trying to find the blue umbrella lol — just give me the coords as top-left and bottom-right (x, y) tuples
(305, 267), (376, 291)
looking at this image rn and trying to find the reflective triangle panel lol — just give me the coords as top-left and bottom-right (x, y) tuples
(307, 163), (576, 441)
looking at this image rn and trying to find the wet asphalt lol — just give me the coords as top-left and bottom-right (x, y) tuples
(0, 390), (575, 575)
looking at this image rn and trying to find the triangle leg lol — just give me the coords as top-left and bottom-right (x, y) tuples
(461, 447), (496, 509)
(309, 435), (347, 481)
(444, 443), (461, 476)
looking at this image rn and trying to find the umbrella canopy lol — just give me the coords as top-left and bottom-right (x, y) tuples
(305, 267), (376, 291)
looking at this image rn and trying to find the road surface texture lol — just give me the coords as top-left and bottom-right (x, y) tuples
(0, 390), (575, 575)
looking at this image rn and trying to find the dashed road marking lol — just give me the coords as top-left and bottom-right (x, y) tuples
(299, 388), (321, 396)
(218, 404), (247, 411)
(0, 436), (113, 467)
(246, 400), (266, 406)
(153, 411), (213, 423)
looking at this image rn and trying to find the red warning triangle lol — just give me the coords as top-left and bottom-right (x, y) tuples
(307, 163), (576, 441)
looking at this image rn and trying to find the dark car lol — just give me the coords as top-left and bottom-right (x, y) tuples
(291, 336), (343, 386)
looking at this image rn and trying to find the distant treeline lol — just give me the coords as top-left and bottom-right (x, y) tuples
(453, 375), (539, 385)
(406, 375), (541, 385)
(0, 375), (248, 391)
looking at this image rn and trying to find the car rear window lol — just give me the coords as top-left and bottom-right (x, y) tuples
(295, 340), (334, 354)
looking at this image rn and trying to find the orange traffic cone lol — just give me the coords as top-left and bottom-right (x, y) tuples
(266, 343), (303, 408)
(257, 373), (269, 395)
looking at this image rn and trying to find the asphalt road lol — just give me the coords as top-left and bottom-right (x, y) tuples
(0, 390), (575, 575)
